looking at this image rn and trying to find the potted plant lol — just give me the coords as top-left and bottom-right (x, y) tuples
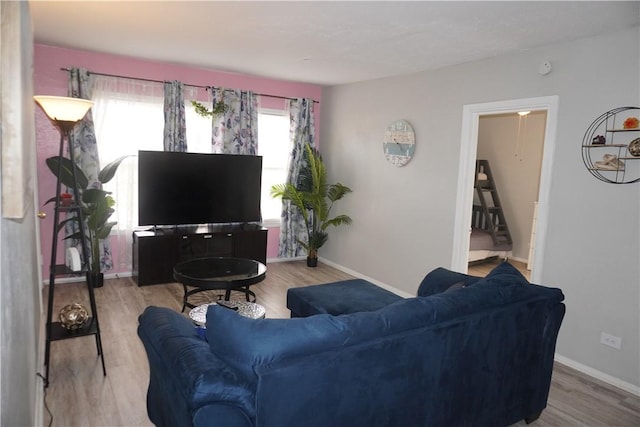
(45, 155), (128, 287)
(271, 144), (352, 267)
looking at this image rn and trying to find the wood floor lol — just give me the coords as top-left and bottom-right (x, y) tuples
(41, 260), (639, 427)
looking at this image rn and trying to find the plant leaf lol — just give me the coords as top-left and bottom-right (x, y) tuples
(98, 155), (129, 184)
(328, 183), (352, 202)
(56, 217), (80, 234)
(322, 215), (352, 230)
(96, 222), (117, 240)
(82, 188), (111, 204)
(46, 156), (88, 190)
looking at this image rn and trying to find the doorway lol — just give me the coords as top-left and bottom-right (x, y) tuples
(451, 96), (559, 284)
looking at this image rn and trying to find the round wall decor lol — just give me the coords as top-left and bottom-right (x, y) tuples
(582, 106), (640, 184)
(383, 119), (415, 167)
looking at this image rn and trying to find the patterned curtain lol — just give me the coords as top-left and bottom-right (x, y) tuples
(68, 68), (113, 271)
(278, 98), (316, 258)
(211, 88), (258, 155)
(163, 80), (187, 152)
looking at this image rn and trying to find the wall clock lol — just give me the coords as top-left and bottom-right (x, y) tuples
(383, 119), (416, 166)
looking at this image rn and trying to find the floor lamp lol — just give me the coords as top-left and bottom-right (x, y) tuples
(34, 95), (107, 386)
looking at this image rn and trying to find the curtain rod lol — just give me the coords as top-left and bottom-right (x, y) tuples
(60, 68), (319, 104)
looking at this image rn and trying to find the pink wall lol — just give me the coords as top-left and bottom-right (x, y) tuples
(34, 44), (323, 281)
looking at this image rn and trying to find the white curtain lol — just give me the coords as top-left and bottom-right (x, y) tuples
(91, 76), (164, 271)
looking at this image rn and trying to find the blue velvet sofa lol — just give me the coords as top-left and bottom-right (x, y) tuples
(137, 262), (565, 427)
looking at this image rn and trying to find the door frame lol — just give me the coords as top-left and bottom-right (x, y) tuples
(451, 95), (559, 284)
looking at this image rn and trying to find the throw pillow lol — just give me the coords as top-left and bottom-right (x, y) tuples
(417, 267), (482, 296)
(484, 261), (529, 286)
(444, 281), (466, 292)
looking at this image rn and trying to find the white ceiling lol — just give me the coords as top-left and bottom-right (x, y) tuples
(30, 1), (640, 86)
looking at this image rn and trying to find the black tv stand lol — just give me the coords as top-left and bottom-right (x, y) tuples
(132, 223), (267, 286)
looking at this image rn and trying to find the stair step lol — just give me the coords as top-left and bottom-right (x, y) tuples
(473, 159), (513, 246)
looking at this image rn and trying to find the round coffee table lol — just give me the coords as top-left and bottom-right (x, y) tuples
(173, 257), (267, 312)
(189, 301), (266, 326)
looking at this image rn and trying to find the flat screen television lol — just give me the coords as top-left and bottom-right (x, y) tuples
(138, 150), (262, 226)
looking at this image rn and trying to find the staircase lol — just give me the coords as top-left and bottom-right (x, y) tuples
(472, 160), (512, 246)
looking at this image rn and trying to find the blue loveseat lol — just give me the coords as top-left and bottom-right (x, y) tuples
(137, 263), (565, 427)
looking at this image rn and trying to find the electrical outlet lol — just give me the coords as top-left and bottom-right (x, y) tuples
(600, 332), (622, 349)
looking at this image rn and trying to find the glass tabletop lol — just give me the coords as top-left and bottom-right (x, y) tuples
(173, 257), (267, 287)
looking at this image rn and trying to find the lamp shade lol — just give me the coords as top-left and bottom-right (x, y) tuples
(34, 95), (94, 122)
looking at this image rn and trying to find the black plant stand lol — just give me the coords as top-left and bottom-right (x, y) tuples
(43, 122), (106, 387)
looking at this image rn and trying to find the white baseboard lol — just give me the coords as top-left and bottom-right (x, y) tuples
(35, 311), (46, 426)
(43, 270), (133, 285)
(266, 256), (306, 264)
(318, 257), (414, 298)
(34, 375), (45, 427)
(554, 354), (640, 396)
(508, 255), (528, 264)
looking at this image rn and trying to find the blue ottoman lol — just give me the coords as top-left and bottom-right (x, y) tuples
(286, 279), (404, 318)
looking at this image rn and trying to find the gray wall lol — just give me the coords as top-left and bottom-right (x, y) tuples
(0, 2), (42, 425)
(320, 26), (639, 389)
(477, 111), (546, 261)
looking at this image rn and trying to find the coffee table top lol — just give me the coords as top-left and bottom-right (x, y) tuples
(189, 301), (266, 325)
(173, 257), (267, 289)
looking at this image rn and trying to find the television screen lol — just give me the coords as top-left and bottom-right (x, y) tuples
(138, 150), (262, 226)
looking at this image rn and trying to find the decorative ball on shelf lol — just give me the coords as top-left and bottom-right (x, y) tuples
(623, 117), (639, 129)
(628, 138), (640, 157)
(59, 303), (89, 330)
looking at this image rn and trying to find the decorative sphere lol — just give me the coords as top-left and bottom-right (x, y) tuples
(629, 138), (640, 157)
(59, 303), (89, 330)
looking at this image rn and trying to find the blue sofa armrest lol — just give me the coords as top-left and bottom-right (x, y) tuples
(417, 267), (483, 296)
(138, 306), (255, 427)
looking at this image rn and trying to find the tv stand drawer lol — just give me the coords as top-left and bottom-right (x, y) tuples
(178, 233), (233, 260)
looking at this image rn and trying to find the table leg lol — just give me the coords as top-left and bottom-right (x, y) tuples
(181, 283), (188, 312)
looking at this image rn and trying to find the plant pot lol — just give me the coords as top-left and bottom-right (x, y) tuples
(86, 272), (104, 288)
(306, 256), (318, 267)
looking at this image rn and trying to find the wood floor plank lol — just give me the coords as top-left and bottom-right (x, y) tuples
(42, 261), (638, 426)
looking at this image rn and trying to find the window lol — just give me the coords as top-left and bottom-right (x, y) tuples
(258, 110), (291, 225)
(185, 93), (213, 154)
(93, 81), (291, 231)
